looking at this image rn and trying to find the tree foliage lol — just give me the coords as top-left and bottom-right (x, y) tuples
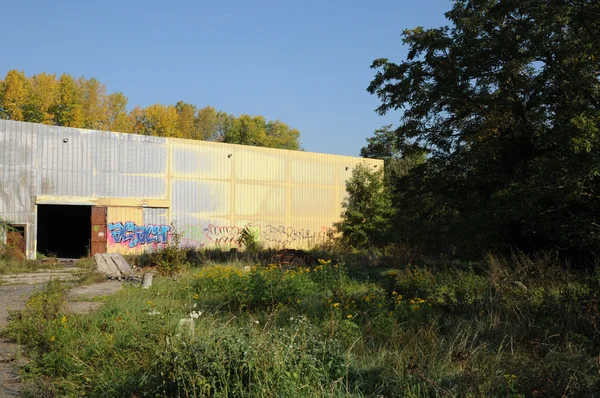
(364, 0), (600, 259)
(0, 71), (301, 150)
(337, 164), (393, 250)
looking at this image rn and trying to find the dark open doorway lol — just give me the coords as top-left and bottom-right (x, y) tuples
(37, 204), (91, 258)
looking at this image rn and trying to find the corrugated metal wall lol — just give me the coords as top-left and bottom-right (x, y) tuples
(1, 121), (38, 257)
(106, 206), (144, 255)
(0, 120), (383, 258)
(143, 207), (169, 253)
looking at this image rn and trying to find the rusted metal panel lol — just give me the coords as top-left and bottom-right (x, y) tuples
(6, 225), (26, 259)
(91, 207), (107, 255)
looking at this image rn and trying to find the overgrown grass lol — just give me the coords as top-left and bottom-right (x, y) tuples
(0, 256), (64, 275)
(5, 252), (600, 397)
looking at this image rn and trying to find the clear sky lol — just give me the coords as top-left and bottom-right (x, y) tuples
(1, 0), (452, 157)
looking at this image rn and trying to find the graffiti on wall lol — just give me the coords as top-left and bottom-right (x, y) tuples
(260, 225), (333, 245)
(182, 223), (334, 248)
(204, 224), (244, 246)
(108, 222), (170, 248)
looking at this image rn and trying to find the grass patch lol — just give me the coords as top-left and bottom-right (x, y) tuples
(0, 257), (65, 275)
(5, 253), (600, 397)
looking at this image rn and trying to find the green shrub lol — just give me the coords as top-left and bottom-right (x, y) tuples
(238, 225), (261, 253)
(154, 224), (188, 276)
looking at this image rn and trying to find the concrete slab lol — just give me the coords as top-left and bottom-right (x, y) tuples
(67, 280), (123, 300)
(0, 273), (80, 285)
(94, 254), (120, 277)
(0, 285), (37, 330)
(109, 253), (132, 275)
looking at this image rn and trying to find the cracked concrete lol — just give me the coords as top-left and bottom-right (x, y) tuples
(0, 284), (37, 397)
(0, 277), (123, 396)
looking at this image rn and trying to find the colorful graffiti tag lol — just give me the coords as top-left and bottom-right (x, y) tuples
(108, 222), (170, 248)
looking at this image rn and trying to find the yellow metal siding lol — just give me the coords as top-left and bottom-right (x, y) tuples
(106, 206), (144, 255)
(168, 137), (383, 250)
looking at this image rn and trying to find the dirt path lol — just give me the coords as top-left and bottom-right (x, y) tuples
(0, 285), (37, 398)
(0, 280), (123, 396)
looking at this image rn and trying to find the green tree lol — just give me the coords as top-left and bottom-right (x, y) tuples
(195, 106), (220, 140)
(367, 0), (600, 258)
(265, 120), (301, 150)
(224, 114), (268, 146)
(222, 114), (302, 149)
(213, 110), (236, 142)
(337, 163), (393, 250)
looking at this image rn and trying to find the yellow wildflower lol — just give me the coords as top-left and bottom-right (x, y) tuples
(50, 336), (55, 342)
(61, 315), (68, 324)
(346, 314), (353, 319)
(332, 302), (340, 309)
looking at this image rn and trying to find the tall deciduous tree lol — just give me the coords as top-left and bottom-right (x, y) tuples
(0, 70), (302, 150)
(107, 92), (131, 133)
(80, 77), (109, 130)
(24, 72), (57, 124)
(52, 74), (84, 127)
(0, 70), (28, 121)
(367, 0), (600, 258)
(196, 106), (220, 140)
(337, 163), (393, 250)
(225, 115), (268, 146)
(143, 103), (180, 137)
(266, 120), (301, 150)
(175, 101), (197, 139)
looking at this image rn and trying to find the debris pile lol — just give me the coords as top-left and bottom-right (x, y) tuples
(275, 249), (318, 268)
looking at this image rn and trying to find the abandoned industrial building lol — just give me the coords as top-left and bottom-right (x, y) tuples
(0, 120), (382, 259)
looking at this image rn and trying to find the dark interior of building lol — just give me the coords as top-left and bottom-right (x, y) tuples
(37, 204), (91, 258)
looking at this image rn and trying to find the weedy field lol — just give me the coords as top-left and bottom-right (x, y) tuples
(3, 251), (600, 397)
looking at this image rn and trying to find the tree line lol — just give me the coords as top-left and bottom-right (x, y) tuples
(340, 0), (600, 265)
(0, 70), (300, 150)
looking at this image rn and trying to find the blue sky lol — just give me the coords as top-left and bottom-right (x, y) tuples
(1, 0), (452, 156)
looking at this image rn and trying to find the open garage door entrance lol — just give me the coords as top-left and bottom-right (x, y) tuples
(37, 204), (92, 258)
